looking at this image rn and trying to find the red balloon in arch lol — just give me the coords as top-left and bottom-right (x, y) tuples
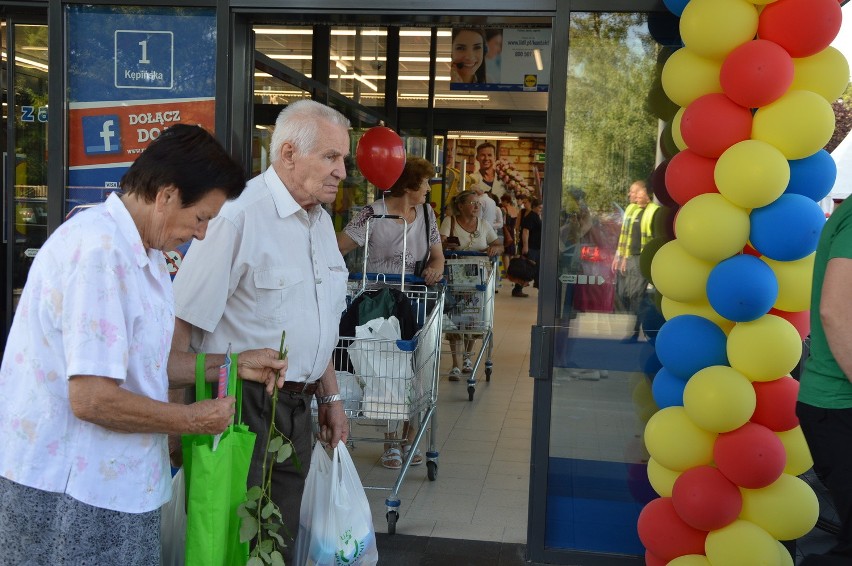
(672, 465), (742, 532)
(758, 0), (842, 58)
(714, 422), (787, 489)
(645, 550), (667, 566)
(355, 126), (406, 189)
(637, 497), (708, 562)
(680, 93), (753, 159)
(721, 39), (794, 109)
(752, 376), (800, 432)
(665, 149), (719, 206)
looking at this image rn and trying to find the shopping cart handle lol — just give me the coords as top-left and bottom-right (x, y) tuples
(443, 250), (489, 257)
(349, 272), (443, 285)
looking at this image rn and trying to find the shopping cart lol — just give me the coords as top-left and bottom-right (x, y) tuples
(443, 251), (496, 401)
(321, 213), (444, 535)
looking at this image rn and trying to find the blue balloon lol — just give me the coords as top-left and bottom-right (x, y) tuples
(785, 150), (836, 202)
(750, 194), (827, 261)
(662, 0), (689, 17)
(651, 367), (687, 409)
(707, 255), (778, 322)
(655, 315), (728, 380)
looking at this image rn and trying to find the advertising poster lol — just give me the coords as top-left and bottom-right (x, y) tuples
(449, 28), (551, 92)
(66, 6), (216, 211)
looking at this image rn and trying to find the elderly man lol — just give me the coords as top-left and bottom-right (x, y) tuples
(172, 99), (350, 561)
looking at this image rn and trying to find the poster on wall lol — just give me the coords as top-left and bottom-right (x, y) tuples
(449, 28), (551, 92)
(66, 5), (216, 213)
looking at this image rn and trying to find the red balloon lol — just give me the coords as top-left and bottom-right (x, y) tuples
(714, 422), (786, 489)
(742, 244), (761, 257)
(752, 376), (801, 432)
(769, 307), (810, 340)
(665, 149), (719, 206)
(355, 126), (406, 189)
(758, 0), (842, 58)
(680, 93), (753, 159)
(637, 497), (708, 562)
(672, 465), (742, 531)
(645, 549), (667, 566)
(650, 160), (677, 208)
(721, 39), (794, 109)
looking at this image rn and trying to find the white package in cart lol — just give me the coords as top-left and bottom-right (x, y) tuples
(347, 315), (414, 420)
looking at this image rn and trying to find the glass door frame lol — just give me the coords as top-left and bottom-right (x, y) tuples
(526, 1), (669, 564)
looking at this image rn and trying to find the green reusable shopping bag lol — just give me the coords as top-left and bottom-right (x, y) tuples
(183, 354), (256, 566)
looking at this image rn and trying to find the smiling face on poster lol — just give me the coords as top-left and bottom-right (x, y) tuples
(449, 27), (551, 92)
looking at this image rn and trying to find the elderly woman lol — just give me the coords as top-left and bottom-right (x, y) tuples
(338, 155), (444, 469)
(0, 125), (287, 565)
(440, 190), (503, 380)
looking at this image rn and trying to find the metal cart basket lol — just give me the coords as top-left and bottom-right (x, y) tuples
(443, 251), (496, 401)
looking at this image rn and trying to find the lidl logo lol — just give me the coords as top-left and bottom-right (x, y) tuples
(82, 115), (121, 155)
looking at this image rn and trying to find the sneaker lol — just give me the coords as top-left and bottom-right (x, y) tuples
(448, 367), (462, 381)
(462, 357), (474, 374)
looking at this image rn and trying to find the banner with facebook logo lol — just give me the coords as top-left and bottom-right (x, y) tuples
(67, 6), (216, 212)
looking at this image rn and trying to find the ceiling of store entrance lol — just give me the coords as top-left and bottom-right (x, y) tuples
(253, 24), (550, 112)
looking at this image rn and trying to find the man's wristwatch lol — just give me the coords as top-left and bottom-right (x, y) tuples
(318, 393), (343, 405)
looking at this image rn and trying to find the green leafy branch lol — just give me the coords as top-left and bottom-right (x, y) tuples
(238, 330), (301, 566)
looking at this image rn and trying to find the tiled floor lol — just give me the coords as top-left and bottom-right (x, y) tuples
(345, 280), (842, 565)
(348, 280), (537, 546)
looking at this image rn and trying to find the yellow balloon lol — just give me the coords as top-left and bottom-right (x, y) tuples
(753, 0), (779, 4)
(705, 520), (779, 566)
(791, 46), (851, 103)
(669, 555), (711, 566)
(763, 254), (815, 312)
(715, 140), (790, 209)
(661, 296), (735, 333)
(683, 365), (756, 433)
(646, 457), (681, 497)
(727, 315), (803, 382)
(777, 426), (814, 476)
(675, 194), (750, 263)
(777, 539), (794, 566)
(651, 239), (715, 303)
(644, 406), (717, 471)
(680, 0), (759, 60)
(673, 107), (687, 151)
(752, 90), (836, 160)
(661, 48), (723, 108)
(740, 473), (819, 541)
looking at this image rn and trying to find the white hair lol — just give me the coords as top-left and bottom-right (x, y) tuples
(269, 99), (351, 163)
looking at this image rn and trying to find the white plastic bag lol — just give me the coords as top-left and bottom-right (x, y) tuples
(293, 442), (378, 566)
(160, 468), (186, 566)
(347, 316), (414, 419)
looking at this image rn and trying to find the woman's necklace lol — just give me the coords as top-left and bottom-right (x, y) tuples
(458, 216), (478, 235)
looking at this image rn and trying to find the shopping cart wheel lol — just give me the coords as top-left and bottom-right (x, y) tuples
(468, 386), (475, 401)
(427, 460), (438, 481)
(485, 367), (492, 382)
(386, 510), (399, 535)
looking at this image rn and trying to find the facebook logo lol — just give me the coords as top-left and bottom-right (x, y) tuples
(82, 115), (121, 155)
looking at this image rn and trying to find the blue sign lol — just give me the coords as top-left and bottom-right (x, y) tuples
(68, 6), (216, 103)
(115, 30), (174, 90)
(82, 115), (122, 155)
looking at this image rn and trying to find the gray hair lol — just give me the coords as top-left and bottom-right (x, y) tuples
(269, 100), (351, 163)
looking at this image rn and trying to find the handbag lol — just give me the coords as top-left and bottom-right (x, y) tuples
(182, 354), (257, 566)
(507, 256), (537, 283)
(413, 203), (430, 277)
(293, 442), (378, 566)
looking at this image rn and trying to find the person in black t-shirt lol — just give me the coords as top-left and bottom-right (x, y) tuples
(513, 197), (542, 297)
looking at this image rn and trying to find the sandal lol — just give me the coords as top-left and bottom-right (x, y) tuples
(448, 367), (461, 381)
(403, 445), (423, 466)
(381, 447), (402, 469)
(462, 356), (473, 374)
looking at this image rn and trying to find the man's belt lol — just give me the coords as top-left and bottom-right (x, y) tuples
(280, 380), (319, 396)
